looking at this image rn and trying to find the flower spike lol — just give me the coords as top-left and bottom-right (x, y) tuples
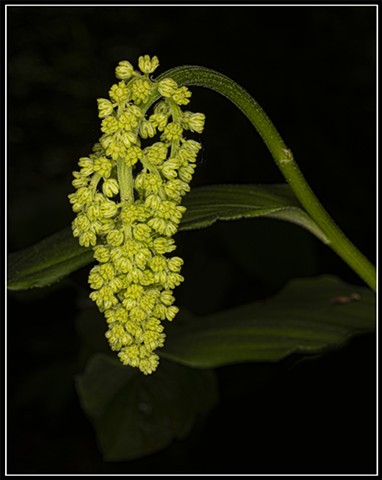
(69, 55), (205, 374)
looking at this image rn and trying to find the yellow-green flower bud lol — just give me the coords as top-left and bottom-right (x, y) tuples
(158, 78), (178, 97)
(100, 200), (119, 218)
(131, 78), (152, 104)
(133, 223), (152, 242)
(139, 119), (156, 139)
(138, 54), (159, 74)
(144, 142), (168, 165)
(149, 113), (168, 131)
(106, 229), (124, 246)
(115, 60), (135, 80)
(93, 157), (113, 178)
(109, 81), (129, 102)
(97, 98), (114, 118)
(93, 246), (111, 263)
(188, 113), (206, 133)
(79, 230), (97, 247)
(102, 178), (119, 197)
(125, 145), (143, 167)
(161, 290), (175, 306)
(168, 256), (184, 272)
(101, 116), (119, 134)
(78, 157), (94, 176)
(172, 86), (192, 105)
(161, 122), (183, 142)
(178, 164), (196, 183)
(118, 111), (138, 130)
(152, 237), (177, 254)
(166, 305), (179, 321)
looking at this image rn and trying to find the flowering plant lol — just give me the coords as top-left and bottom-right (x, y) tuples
(8, 54), (376, 463)
(68, 55), (205, 374)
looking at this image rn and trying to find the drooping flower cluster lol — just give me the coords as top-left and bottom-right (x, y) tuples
(69, 55), (205, 374)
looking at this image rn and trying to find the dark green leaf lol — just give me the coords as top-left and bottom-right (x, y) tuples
(75, 354), (218, 461)
(160, 275), (376, 368)
(7, 227), (94, 290)
(7, 184), (327, 291)
(180, 184), (328, 243)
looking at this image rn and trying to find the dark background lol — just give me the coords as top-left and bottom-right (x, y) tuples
(7, 5), (376, 474)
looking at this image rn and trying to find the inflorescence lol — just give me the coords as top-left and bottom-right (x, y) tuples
(69, 55), (205, 374)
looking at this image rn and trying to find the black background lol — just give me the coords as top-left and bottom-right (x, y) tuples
(7, 5), (376, 474)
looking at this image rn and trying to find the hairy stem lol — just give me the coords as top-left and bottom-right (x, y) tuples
(117, 157), (134, 239)
(156, 66), (376, 291)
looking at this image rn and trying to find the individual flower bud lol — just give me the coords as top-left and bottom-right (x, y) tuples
(168, 256), (184, 272)
(115, 60), (135, 80)
(129, 105), (144, 118)
(107, 229), (124, 246)
(97, 98), (114, 118)
(139, 119), (156, 139)
(93, 157), (113, 178)
(166, 305), (179, 321)
(100, 200), (119, 218)
(120, 130), (138, 149)
(158, 78), (178, 97)
(125, 145), (143, 167)
(172, 86), (192, 105)
(93, 246), (111, 263)
(149, 113), (168, 131)
(131, 78), (152, 104)
(144, 194), (162, 211)
(102, 178), (119, 197)
(152, 237), (177, 254)
(161, 159), (180, 179)
(153, 101), (170, 115)
(178, 164), (196, 182)
(109, 81), (129, 102)
(161, 122), (183, 142)
(133, 223), (152, 242)
(118, 111), (138, 130)
(147, 217), (168, 235)
(150, 255), (168, 273)
(144, 142), (168, 166)
(161, 290), (175, 306)
(164, 220), (178, 237)
(101, 116), (119, 134)
(78, 157), (94, 176)
(72, 171), (90, 189)
(166, 272), (184, 289)
(138, 54), (159, 74)
(88, 269), (104, 290)
(188, 113), (206, 133)
(79, 230), (97, 247)
(184, 139), (202, 153)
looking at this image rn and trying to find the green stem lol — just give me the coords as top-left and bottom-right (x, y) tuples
(117, 158), (134, 203)
(117, 157), (134, 239)
(157, 66), (376, 291)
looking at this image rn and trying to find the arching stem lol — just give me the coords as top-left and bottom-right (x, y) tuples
(154, 66), (376, 291)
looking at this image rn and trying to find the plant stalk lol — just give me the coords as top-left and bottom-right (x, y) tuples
(157, 66), (376, 291)
(117, 158), (134, 239)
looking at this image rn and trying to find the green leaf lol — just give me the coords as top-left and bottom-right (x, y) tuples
(160, 275), (376, 368)
(7, 184), (327, 291)
(180, 184), (328, 243)
(75, 354), (218, 461)
(7, 227), (94, 290)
